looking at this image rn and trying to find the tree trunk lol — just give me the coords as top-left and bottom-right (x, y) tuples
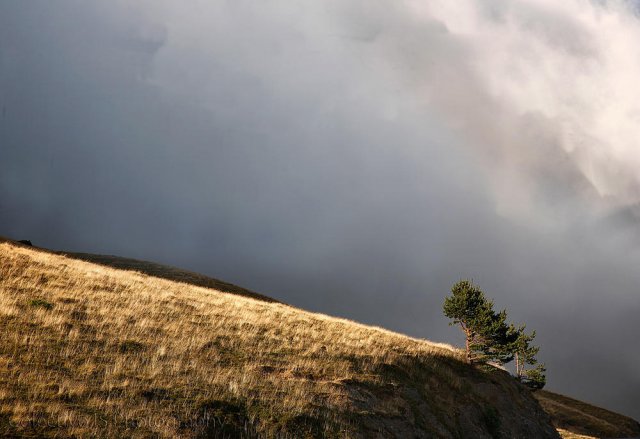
(464, 328), (471, 363)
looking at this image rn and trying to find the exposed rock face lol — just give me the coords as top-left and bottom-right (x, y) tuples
(333, 360), (559, 439)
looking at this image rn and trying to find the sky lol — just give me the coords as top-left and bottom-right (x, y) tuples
(2, 0), (640, 419)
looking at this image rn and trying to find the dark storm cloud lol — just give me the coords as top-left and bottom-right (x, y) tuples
(2, 0), (640, 418)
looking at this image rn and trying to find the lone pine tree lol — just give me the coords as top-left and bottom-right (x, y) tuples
(442, 280), (515, 364)
(443, 280), (546, 389)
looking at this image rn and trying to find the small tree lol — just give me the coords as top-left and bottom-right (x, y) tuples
(511, 325), (546, 389)
(443, 280), (514, 364)
(522, 364), (546, 390)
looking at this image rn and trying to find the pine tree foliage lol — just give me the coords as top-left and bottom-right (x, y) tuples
(443, 280), (515, 365)
(443, 280), (546, 390)
(521, 364), (546, 389)
(511, 325), (546, 389)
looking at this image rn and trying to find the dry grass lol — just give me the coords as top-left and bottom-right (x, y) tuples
(59, 252), (278, 303)
(556, 429), (597, 439)
(0, 241), (472, 438)
(535, 390), (640, 439)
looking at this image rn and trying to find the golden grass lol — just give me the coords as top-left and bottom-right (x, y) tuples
(556, 428), (597, 439)
(0, 242), (469, 438)
(58, 251), (278, 303)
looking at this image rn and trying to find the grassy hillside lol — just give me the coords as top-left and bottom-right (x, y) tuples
(535, 390), (640, 439)
(57, 251), (278, 304)
(0, 240), (560, 438)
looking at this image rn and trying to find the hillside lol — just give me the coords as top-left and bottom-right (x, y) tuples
(535, 390), (640, 439)
(0, 239), (562, 438)
(56, 251), (278, 304)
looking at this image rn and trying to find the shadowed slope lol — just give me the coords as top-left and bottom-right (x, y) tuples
(534, 390), (640, 439)
(0, 241), (559, 438)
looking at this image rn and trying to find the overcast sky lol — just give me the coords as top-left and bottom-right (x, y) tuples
(2, 0), (640, 419)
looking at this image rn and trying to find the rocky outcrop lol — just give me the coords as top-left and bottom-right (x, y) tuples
(333, 358), (559, 438)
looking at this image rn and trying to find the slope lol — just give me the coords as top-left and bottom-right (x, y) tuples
(57, 251), (277, 304)
(0, 240), (559, 438)
(0, 237), (275, 304)
(535, 390), (640, 439)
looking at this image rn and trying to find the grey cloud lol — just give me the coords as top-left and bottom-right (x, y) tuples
(1, 0), (640, 419)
